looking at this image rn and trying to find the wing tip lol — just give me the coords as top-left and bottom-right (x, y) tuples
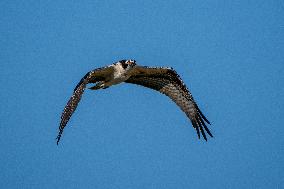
(195, 104), (211, 125)
(56, 137), (60, 145)
(192, 121), (200, 139)
(56, 129), (63, 145)
(192, 114), (213, 141)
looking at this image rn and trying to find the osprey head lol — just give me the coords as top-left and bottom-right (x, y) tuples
(119, 59), (136, 69)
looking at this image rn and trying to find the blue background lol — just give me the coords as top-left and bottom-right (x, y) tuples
(1, 1), (283, 188)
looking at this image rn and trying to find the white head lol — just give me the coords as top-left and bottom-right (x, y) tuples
(119, 59), (136, 70)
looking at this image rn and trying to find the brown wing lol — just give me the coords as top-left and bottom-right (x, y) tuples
(56, 66), (114, 145)
(125, 66), (213, 140)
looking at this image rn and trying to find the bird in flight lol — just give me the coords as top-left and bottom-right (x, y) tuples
(57, 59), (212, 145)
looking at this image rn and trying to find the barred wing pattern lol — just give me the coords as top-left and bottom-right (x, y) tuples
(57, 66), (113, 145)
(126, 66), (213, 140)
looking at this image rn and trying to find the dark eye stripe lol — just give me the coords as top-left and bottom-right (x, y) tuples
(121, 62), (128, 69)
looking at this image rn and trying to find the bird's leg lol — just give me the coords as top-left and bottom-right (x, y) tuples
(89, 81), (109, 90)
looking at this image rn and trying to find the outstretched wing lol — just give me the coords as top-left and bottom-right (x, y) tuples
(125, 66), (213, 140)
(57, 66), (114, 145)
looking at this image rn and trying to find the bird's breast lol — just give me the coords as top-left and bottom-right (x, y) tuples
(113, 64), (131, 79)
(104, 65), (130, 87)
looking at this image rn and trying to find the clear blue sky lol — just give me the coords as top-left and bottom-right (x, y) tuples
(1, 1), (283, 188)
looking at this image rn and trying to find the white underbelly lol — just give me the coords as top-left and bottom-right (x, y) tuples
(104, 63), (131, 87)
(105, 75), (130, 87)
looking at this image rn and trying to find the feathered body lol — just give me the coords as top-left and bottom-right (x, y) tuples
(57, 59), (212, 144)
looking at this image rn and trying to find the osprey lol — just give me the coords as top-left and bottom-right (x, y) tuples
(57, 59), (212, 144)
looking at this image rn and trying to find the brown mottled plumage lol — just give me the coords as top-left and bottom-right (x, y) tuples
(57, 60), (212, 145)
